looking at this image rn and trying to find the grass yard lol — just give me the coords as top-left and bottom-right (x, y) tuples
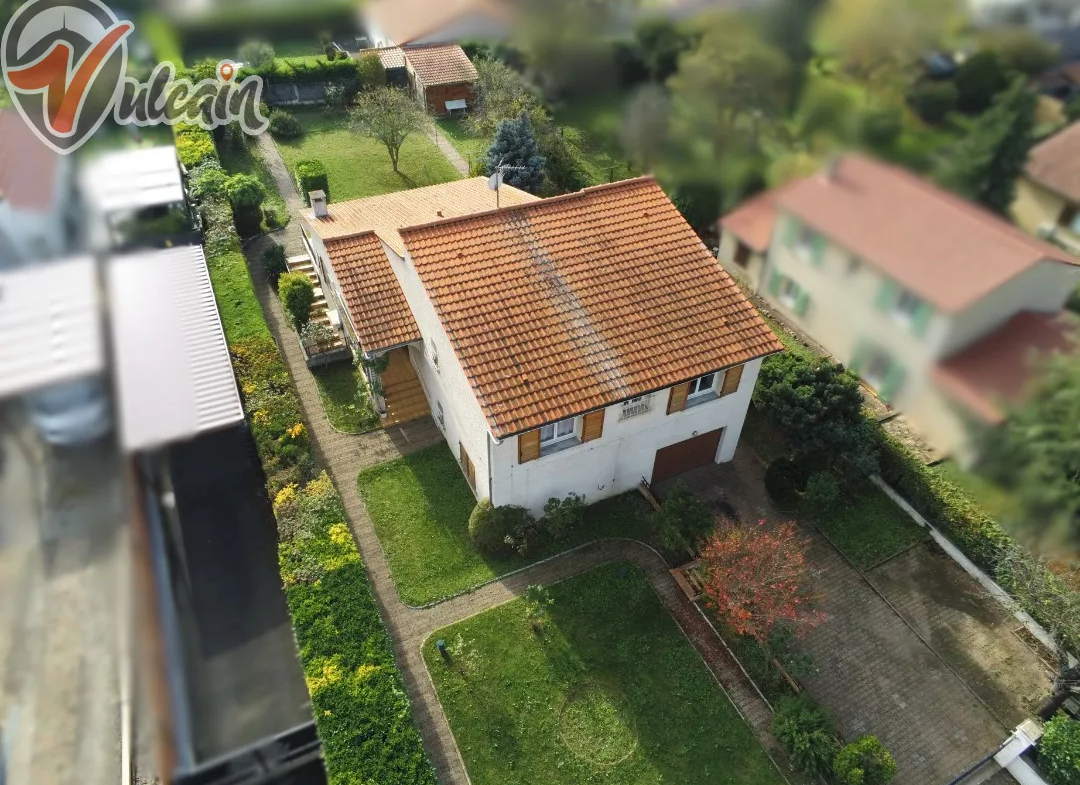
(424, 562), (786, 785)
(553, 92), (635, 186)
(312, 362), (380, 433)
(206, 249), (272, 343)
(434, 118), (489, 170)
(218, 139), (291, 230)
(356, 443), (655, 605)
(275, 112), (461, 201)
(811, 481), (928, 570)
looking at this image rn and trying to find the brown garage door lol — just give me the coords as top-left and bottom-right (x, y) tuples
(651, 429), (724, 484)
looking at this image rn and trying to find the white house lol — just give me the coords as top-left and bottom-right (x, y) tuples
(718, 154), (1080, 465)
(302, 176), (782, 514)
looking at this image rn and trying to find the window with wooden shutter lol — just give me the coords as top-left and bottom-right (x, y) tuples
(581, 410), (605, 442)
(459, 442), (476, 488)
(667, 383), (690, 414)
(518, 430), (541, 463)
(718, 365), (744, 397)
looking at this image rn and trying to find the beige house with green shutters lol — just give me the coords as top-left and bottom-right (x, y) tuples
(718, 155), (1080, 465)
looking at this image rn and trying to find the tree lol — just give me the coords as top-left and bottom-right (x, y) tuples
(634, 16), (693, 82)
(620, 84), (669, 171)
(485, 112), (545, 193)
(349, 87), (427, 173)
(907, 80), (959, 125)
(356, 52), (386, 90)
(1036, 713), (1080, 785)
(699, 519), (824, 643)
(979, 26), (1061, 77)
(977, 335), (1080, 551)
(753, 353), (879, 478)
(224, 173), (266, 237)
(954, 50), (1011, 114)
(278, 272), (315, 328)
(467, 57), (542, 138)
(936, 78), (1037, 214)
(760, 0), (829, 110)
(238, 39), (275, 70)
(833, 736), (898, 785)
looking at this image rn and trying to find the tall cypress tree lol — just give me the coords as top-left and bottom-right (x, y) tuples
(484, 112), (546, 194)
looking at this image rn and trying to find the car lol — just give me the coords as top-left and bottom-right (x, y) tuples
(24, 375), (113, 447)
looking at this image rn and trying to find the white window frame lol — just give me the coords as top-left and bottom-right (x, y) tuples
(539, 417), (577, 446)
(428, 341), (440, 370)
(687, 373), (717, 399)
(777, 277), (800, 309)
(862, 350), (894, 391)
(436, 401), (445, 429)
(891, 290), (922, 325)
(620, 394), (653, 420)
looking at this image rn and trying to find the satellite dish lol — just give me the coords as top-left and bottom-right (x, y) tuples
(487, 172), (503, 190)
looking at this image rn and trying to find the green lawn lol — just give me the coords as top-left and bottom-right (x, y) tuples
(424, 562), (786, 785)
(553, 92), (635, 186)
(356, 443), (655, 605)
(206, 249), (272, 343)
(810, 482), (928, 570)
(435, 118), (489, 171)
(275, 112), (461, 201)
(218, 138), (291, 230)
(312, 362), (380, 433)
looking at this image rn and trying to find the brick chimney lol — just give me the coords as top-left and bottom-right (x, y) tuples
(310, 190), (328, 218)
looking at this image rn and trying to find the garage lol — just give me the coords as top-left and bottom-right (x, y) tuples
(651, 429), (724, 484)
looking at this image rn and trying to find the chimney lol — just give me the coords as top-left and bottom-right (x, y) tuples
(824, 154), (842, 181)
(310, 190), (328, 218)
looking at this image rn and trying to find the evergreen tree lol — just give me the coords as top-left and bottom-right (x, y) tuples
(484, 112), (545, 194)
(937, 79), (1037, 215)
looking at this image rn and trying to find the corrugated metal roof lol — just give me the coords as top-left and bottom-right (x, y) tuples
(0, 256), (105, 397)
(80, 146), (185, 214)
(107, 245), (244, 451)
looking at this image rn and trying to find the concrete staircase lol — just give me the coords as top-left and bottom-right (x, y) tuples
(380, 348), (431, 427)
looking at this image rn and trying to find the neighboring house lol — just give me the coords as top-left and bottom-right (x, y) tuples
(363, 0), (515, 48)
(302, 176), (782, 514)
(402, 44), (478, 115)
(719, 154), (1080, 465)
(1012, 120), (1080, 249)
(0, 110), (79, 266)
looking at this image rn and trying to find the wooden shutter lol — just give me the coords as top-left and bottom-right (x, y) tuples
(667, 383), (690, 414)
(782, 215), (799, 246)
(810, 233), (826, 265)
(518, 430), (541, 463)
(794, 290), (810, 317)
(459, 442), (475, 488)
(911, 301), (934, 337)
(879, 363), (906, 404)
(768, 270), (782, 297)
(875, 279), (898, 312)
(581, 410), (605, 442)
(719, 365), (744, 397)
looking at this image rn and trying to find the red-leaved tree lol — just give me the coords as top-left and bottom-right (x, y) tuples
(699, 520), (824, 643)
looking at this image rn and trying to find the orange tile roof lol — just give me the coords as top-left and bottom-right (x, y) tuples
(0, 110), (58, 210)
(776, 154), (1079, 313)
(305, 177), (538, 256)
(324, 232), (421, 353)
(933, 311), (1077, 423)
(403, 44), (478, 86)
(399, 177), (784, 437)
(362, 46), (405, 70)
(719, 184), (794, 253)
(1027, 120), (1080, 204)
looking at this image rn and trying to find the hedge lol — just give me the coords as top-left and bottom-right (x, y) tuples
(238, 55), (361, 84)
(175, 124), (436, 784)
(296, 159), (329, 206)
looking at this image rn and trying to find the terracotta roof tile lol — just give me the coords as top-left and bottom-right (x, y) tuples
(400, 177), (784, 437)
(0, 110), (58, 210)
(777, 154), (1078, 313)
(719, 184), (795, 252)
(933, 311), (1078, 423)
(305, 177), (538, 255)
(325, 232), (421, 353)
(403, 44), (478, 86)
(1027, 120), (1080, 203)
(362, 46), (405, 70)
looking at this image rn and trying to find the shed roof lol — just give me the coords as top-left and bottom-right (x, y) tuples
(403, 43), (478, 86)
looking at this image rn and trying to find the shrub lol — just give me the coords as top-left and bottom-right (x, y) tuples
(955, 50), (1011, 114)
(189, 161), (227, 203)
(175, 124), (216, 168)
(833, 736), (897, 785)
(772, 695), (840, 779)
(1067, 96), (1080, 123)
(278, 272), (315, 328)
(803, 471), (841, 518)
(261, 242), (288, 285)
(300, 321), (338, 354)
(858, 104), (903, 151)
(468, 499), (512, 555)
(500, 506), (541, 556)
(356, 51), (386, 90)
(1040, 713), (1080, 785)
(908, 81), (959, 125)
(296, 159), (329, 206)
(541, 493), (585, 541)
(524, 584), (554, 631)
(239, 39), (275, 70)
(268, 109), (303, 139)
(658, 480), (713, 542)
(764, 458), (809, 510)
(225, 173), (266, 208)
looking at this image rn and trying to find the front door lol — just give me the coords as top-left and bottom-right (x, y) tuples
(651, 429), (724, 485)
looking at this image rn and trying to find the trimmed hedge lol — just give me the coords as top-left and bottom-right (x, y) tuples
(239, 55), (361, 84)
(175, 123), (436, 784)
(296, 159), (329, 206)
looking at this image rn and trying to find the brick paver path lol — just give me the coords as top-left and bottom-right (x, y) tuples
(245, 135), (800, 785)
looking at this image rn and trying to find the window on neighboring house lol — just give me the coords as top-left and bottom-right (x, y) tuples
(429, 341), (439, 370)
(540, 417), (576, 446)
(620, 394), (653, 420)
(733, 241), (751, 268)
(846, 255), (861, 276)
(459, 442), (476, 489)
(853, 346), (906, 404)
(1060, 205), (1078, 231)
(892, 290), (923, 324)
(778, 277), (801, 309)
(688, 373), (716, 398)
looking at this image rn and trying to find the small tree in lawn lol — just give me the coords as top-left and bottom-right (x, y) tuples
(484, 112), (545, 194)
(349, 87), (427, 174)
(699, 519), (824, 643)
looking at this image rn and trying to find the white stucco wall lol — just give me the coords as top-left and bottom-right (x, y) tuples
(716, 230), (766, 292)
(300, 222), (363, 353)
(487, 359), (763, 516)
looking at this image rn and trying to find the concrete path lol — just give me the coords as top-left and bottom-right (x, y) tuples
(426, 122), (470, 177)
(245, 133), (802, 785)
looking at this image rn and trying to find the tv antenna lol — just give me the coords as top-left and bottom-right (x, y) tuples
(487, 158), (527, 208)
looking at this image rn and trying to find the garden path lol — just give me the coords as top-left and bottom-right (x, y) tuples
(426, 121), (470, 177)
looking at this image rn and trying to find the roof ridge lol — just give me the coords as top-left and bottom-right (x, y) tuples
(323, 229), (381, 245)
(398, 175), (660, 237)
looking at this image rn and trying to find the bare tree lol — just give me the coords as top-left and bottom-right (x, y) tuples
(349, 87), (427, 173)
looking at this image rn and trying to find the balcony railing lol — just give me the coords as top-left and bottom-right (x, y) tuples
(619, 395), (654, 421)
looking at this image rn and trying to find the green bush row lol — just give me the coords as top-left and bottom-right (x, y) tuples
(296, 159), (329, 205)
(174, 123), (436, 784)
(238, 55), (362, 84)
